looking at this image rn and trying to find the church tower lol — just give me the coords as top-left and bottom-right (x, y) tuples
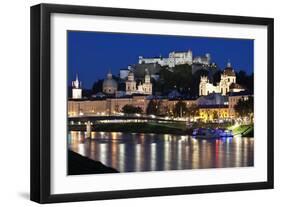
(199, 76), (208, 96)
(219, 61), (236, 95)
(126, 71), (137, 95)
(142, 69), (152, 95)
(72, 74), (82, 99)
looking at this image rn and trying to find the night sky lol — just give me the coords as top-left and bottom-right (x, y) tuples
(68, 31), (254, 89)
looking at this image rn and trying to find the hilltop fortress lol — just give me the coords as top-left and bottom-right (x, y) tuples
(138, 50), (211, 67)
(119, 49), (217, 85)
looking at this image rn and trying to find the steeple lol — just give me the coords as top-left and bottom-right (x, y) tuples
(107, 69), (113, 79)
(72, 73), (81, 89)
(227, 59), (232, 68)
(72, 73), (82, 99)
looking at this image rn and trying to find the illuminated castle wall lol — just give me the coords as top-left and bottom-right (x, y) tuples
(138, 50), (193, 68)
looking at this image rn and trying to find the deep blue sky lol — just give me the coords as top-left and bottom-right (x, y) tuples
(68, 31), (254, 89)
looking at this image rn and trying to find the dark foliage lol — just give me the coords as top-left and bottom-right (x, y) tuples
(146, 99), (163, 115)
(92, 79), (103, 94)
(234, 96), (254, 117)
(155, 64), (210, 97)
(236, 71), (254, 93)
(173, 101), (188, 117)
(122, 104), (143, 114)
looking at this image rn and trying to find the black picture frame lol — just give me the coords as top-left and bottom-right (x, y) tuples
(30, 3), (274, 204)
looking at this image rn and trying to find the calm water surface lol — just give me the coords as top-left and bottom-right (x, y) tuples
(68, 131), (254, 173)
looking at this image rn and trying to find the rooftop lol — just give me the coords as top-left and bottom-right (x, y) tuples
(228, 91), (253, 97)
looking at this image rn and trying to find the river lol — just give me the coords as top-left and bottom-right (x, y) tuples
(68, 131), (254, 173)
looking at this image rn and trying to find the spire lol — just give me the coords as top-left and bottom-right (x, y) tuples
(72, 73), (81, 89)
(72, 73), (82, 99)
(227, 59), (231, 68)
(107, 69), (112, 79)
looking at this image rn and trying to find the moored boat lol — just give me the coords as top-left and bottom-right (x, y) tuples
(192, 128), (233, 139)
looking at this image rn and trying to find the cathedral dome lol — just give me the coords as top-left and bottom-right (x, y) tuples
(103, 79), (117, 88)
(103, 71), (118, 94)
(223, 61), (236, 76)
(223, 68), (236, 76)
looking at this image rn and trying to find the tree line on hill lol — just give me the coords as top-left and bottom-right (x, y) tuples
(155, 64), (253, 98)
(86, 64), (253, 98)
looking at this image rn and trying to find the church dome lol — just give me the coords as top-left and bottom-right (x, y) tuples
(103, 71), (118, 94)
(223, 61), (236, 76)
(223, 68), (236, 76)
(103, 79), (117, 88)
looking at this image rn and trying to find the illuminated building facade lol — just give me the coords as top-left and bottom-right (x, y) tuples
(199, 105), (229, 122)
(68, 96), (196, 117)
(126, 70), (152, 95)
(199, 61), (245, 96)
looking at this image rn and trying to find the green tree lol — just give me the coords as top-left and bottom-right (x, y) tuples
(213, 110), (219, 120)
(186, 104), (199, 119)
(234, 96), (254, 120)
(92, 79), (103, 94)
(213, 70), (222, 84)
(122, 104), (143, 114)
(157, 65), (194, 96)
(236, 71), (254, 93)
(173, 101), (188, 117)
(146, 100), (162, 115)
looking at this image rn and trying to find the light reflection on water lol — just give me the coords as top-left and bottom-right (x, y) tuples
(68, 131), (254, 173)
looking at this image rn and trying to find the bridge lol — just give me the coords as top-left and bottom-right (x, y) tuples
(68, 115), (188, 138)
(68, 115), (186, 124)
